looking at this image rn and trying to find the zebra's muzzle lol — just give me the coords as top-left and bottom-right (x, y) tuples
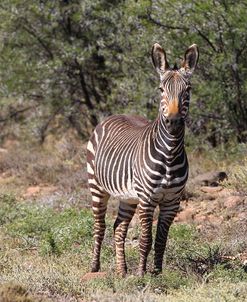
(165, 115), (184, 134)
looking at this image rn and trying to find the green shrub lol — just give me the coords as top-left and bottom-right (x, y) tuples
(0, 196), (93, 255)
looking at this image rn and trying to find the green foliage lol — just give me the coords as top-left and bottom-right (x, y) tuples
(0, 1), (247, 144)
(0, 194), (17, 225)
(0, 194), (93, 255)
(210, 264), (247, 283)
(149, 0), (247, 144)
(167, 224), (247, 282)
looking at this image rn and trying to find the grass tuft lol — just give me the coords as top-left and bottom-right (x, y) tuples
(0, 283), (45, 302)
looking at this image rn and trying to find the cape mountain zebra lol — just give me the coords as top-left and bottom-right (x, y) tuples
(87, 43), (199, 276)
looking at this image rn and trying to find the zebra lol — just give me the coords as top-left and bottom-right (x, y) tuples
(87, 43), (199, 277)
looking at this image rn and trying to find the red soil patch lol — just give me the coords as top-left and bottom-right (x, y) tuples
(81, 272), (107, 282)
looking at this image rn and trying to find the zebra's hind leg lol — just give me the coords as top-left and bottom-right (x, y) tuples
(138, 202), (155, 276)
(153, 203), (179, 273)
(91, 191), (110, 272)
(114, 201), (137, 277)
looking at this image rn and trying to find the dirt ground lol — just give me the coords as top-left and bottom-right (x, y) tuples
(0, 136), (246, 301)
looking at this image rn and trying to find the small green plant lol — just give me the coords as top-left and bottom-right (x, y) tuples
(0, 198), (94, 255)
(0, 194), (18, 225)
(0, 283), (47, 302)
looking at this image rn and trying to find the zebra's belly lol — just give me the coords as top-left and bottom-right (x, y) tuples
(104, 182), (139, 202)
(132, 171), (187, 204)
(151, 184), (186, 203)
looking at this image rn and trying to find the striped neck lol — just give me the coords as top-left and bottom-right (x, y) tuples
(154, 113), (185, 155)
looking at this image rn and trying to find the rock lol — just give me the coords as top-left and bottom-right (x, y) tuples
(194, 214), (207, 223)
(81, 272), (107, 282)
(217, 188), (235, 197)
(23, 186), (41, 198)
(200, 186), (223, 194)
(22, 185), (57, 198)
(238, 212), (246, 220)
(224, 196), (242, 209)
(175, 208), (194, 222)
(192, 171), (227, 187)
(208, 214), (224, 225)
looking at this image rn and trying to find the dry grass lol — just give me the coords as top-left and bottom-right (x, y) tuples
(0, 131), (88, 198)
(0, 194), (246, 301)
(0, 135), (247, 301)
(223, 156), (247, 194)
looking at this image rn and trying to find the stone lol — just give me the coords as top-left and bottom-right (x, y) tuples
(224, 196), (242, 209)
(200, 186), (223, 194)
(81, 272), (107, 282)
(191, 171), (227, 187)
(208, 214), (224, 225)
(23, 186), (41, 197)
(175, 208), (194, 222)
(194, 214), (207, 223)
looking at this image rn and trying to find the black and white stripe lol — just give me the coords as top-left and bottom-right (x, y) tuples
(87, 43), (199, 276)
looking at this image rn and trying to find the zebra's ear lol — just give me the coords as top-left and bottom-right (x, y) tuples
(151, 43), (169, 75)
(182, 44), (199, 75)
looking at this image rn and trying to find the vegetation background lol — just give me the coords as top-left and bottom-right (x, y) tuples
(0, 1), (246, 301)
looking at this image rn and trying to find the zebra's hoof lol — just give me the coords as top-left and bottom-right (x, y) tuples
(151, 268), (162, 275)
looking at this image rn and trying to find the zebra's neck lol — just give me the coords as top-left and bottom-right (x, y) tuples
(153, 113), (185, 159)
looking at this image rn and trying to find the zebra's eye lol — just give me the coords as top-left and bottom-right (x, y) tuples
(159, 87), (164, 93)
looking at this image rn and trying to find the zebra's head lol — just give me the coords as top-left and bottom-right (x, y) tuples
(151, 43), (199, 135)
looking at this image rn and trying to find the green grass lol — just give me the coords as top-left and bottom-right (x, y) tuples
(0, 194), (246, 301)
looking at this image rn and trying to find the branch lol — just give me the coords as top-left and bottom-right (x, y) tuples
(145, 12), (218, 54)
(197, 113), (225, 120)
(19, 17), (54, 60)
(73, 58), (98, 126)
(0, 105), (37, 123)
(146, 13), (189, 31)
(193, 27), (218, 53)
(39, 106), (64, 143)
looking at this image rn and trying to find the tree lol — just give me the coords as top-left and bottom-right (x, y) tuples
(0, 0), (247, 145)
(0, 0), (149, 140)
(147, 0), (247, 143)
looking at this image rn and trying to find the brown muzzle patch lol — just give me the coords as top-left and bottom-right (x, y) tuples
(167, 99), (179, 116)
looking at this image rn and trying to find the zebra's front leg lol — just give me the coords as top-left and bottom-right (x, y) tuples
(114, 201), (137, 277)
(153, 203), (180, 273)
(91, 193), (110, 272)
(138, 202), (155, 276)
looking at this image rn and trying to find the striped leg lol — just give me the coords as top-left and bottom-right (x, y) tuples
(153, 203), (180, 273)
(91, 192), (110, 272)
(114, 202), (137, 277)
(138, 202), (155, 276)
(87, 133), (111, 271)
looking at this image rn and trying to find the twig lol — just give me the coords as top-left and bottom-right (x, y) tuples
(0, 105), (37, 123)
